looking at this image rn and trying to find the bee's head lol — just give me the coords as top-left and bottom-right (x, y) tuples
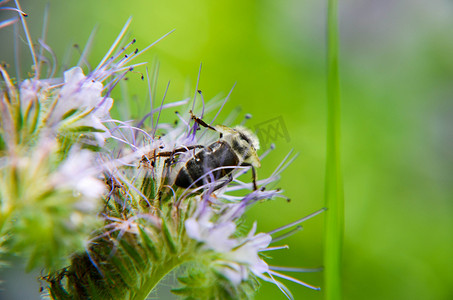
(215, 125), (261, 168)
(232, 125), (260, 151)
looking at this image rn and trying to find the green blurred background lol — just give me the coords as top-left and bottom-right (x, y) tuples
(1, 0), (453, 299)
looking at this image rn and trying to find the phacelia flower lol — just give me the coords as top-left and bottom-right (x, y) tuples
(48, 67), (114, 146)
(1, 2), (323, 299)
(186, 210), (272, 285)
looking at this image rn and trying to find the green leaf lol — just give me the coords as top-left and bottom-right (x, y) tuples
(119, 238), (146, 271)
(138, 226), (160, 261)
(162, 220), (177, 254)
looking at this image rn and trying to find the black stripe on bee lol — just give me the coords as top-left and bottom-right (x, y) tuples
(174, 140), (240, 188)
(232, 138), (251, 160)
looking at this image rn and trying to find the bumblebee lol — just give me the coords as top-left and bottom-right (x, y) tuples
(150, 113), (261, 191)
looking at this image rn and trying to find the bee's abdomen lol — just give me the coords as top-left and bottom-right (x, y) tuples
(174, 141), (239, 188)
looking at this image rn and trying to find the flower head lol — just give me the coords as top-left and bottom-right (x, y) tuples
(52, 147), (106, 211)
(186, 210), (272, 285)
(1, 2), (323, 299)
(48, 67), (113, 145)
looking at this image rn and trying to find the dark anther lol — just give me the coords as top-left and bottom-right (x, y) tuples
(141, 75), (144, 80)
(129, 67), (134, 71)
(197, 90), (202, 94)
(134, 48), (139, 54)
(132, 38), (136, 43)
(124, 54), (128, 58)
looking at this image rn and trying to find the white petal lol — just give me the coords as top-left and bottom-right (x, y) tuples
(185, 218), (202, 241)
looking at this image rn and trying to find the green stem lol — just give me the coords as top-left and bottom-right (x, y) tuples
(324, 0), (344, 299)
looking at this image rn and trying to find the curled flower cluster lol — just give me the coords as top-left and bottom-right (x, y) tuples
(0, 5), (145, 272)
(0, 63), (114, 271)
(1, 2), (322, 299)
(87, 91), (323, 299)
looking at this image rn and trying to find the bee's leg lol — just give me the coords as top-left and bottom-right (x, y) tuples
(210, 174), (234, 192)
(241, 163), (259, 191)
(251, 166), (258, 191)
(149, 145), (205, 164)
(171, 145), (205, 155)
(190, 110), (218, 132)
(148, 145), (205, 160)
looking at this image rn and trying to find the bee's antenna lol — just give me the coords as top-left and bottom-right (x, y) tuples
(190, 110), (217, 132)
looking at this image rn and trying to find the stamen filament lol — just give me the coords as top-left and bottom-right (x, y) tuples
(268, 208), (326, 235)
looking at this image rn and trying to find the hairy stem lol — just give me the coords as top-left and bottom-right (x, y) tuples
(132, 257), (186, 300)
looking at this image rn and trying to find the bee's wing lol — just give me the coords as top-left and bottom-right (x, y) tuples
(214, 124), (236, 135)
(245, 148), (261, 168)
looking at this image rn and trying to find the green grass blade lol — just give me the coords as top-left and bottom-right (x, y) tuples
(324, 0), (344, 299)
